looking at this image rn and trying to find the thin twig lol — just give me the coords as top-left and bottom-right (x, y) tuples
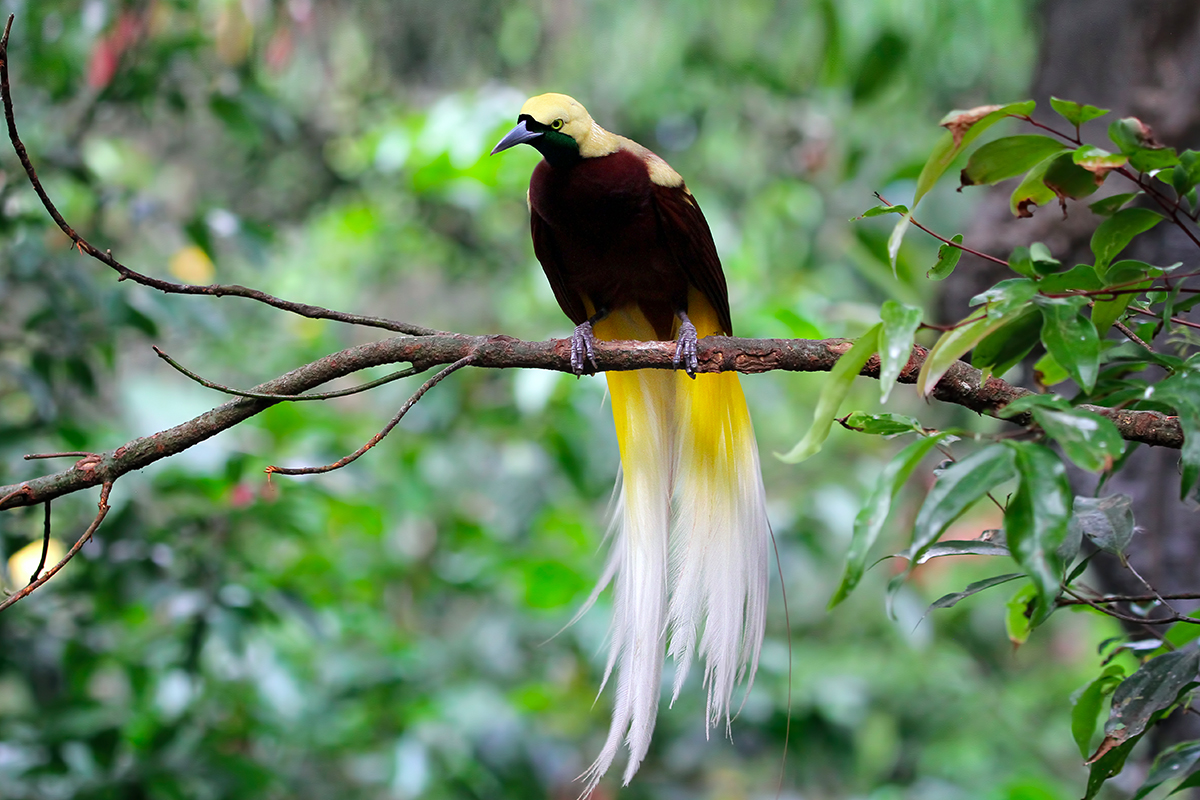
(0, 16), (440, 337)
(1113, 320), (1154, 351)
(152, 346), (426, 401)
(875, 193), (1011, 267)
(23, 452), (97, 460)
(1128, 305), (1200, 330)
(0, 483), (111, 613)
(266, 355), (476, 477)
(28, 500), (50, 585)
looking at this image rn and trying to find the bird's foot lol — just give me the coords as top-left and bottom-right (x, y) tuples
(570, 321), (598, 375)
(674, 318), (699, 378)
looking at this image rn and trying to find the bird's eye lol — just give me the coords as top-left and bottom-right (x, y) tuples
(551, 119), (564, 130)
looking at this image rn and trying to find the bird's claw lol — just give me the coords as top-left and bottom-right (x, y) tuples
(674, 319), (699, 378)
(570, 321), (598, 375)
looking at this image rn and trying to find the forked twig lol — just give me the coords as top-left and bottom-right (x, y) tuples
(152, 346), (426, 401)
(266, 355), (476, 477)
(0, 483), (112, 612)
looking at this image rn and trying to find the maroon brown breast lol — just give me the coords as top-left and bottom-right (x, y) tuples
(528, 148), (692, 340)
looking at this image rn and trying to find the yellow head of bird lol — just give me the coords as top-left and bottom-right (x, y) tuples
(491, 93), (613, 160)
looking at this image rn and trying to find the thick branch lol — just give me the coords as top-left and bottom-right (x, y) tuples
(0, 333), (1183, 511)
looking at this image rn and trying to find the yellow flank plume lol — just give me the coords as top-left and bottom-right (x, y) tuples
(578, 296), (769, 791)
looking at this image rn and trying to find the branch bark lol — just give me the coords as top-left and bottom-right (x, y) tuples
(0, 331), (1183, 512)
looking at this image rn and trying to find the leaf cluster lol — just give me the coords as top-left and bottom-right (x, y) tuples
(814, 96), (1200, 799)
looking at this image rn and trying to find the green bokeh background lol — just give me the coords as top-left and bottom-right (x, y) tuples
(0, 2), (1124, 798)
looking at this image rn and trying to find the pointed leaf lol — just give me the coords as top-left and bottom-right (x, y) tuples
(1089, 192), (1141, 217)
(1043, 151), (1104, 204)
(927, 572), (1023, 612)
(878, 300), (923, 402)
(829, 433), (948, 608)
(1102, 649), (1200, 745)
(1073, 145), (1128, 179)
(1134, 741), (1200, 800)
(927, 234), (963, 280)
(907, 444), (1018, 562)
(971, 305), (1043, 379)
(959, 134), (1067, 188)
(1154, 369), (1200, 498)
(1072, 664), (1126, 758)
(917, 280), (1038, 396)
(916, 539), (1010, 563)
(1005, 441), (1071, 623)
(840, 411), (923, 436)
(778, 324), (881, 463)
(1091, 207), (1164, 272)
(1037, 296), (1100, 391)
(1071, 495), (1134, 555)
(1006, 582), (1038, 646)
(1032, 408), (1124, 472)
(1010, 152), (1059, 217)
(1050, 97), (1110, 128)
(856, 204), (909, 219)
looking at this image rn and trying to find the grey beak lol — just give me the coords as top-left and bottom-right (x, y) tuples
(491, 119), (543, 155)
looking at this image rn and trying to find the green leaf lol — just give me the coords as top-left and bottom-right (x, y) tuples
(1007, 245), (1036, 278)
(1050, 97), (1110, 128)
(1069, 495), (1134, 556)
(917, 280), (1038, 396)
(1036, 296), (1100, 392)
(1108, 117), (1180, 172)
(1104, 649), (1200, 746)
(1134, 741), (1200, 800)
(829, 434), (948, 608)
(1154, 370), (1200, 498)
(1171, 150), (1200, 196)
(1089, 192), (1141, 217)
(840, 411), (923, 436)
(1006, 582), (1038, 646)
(971, 306), (1043, 379)
(1090, 260), (1159, 333)
(919, 101), (1037, 206)
(1085, 650), (1200, 798)
(906, 444), (1018, 563)
(927, 572), (1023, 612)
(1032, 408), (1124, 472)
(878, 300), (923, 402)
(1090, 207), (1164, 272)
(1072, 664), (1126, 758)
(916, 538), (1010, 563)
(1010, 153), (1059, 217)
(1072, 144), (1128, 177)
(1029, 242), (1061, 274)
(778, 324), (881, 463)
(1033, 351), (1071, 388)
(898, 101), (1035, 263)
(927, 234), (963, 280)
(1005, 441), (1071, 623)
(959, 135), (1067, 188)
(1043, 151), (1104, 204)
(857, 204), (909, 219)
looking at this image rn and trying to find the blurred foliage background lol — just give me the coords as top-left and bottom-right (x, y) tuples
(0, 1), (1127, 798)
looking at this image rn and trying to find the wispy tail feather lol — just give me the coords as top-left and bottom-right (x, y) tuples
(578, 303), (770, 794)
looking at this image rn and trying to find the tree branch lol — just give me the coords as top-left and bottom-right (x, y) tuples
(0, 15), (441, 338)
(0, 332), (1183, 512)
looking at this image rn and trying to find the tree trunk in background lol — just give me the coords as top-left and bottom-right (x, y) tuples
(946, 0), (1200, 769)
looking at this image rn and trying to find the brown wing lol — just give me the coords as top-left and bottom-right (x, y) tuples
(531, 206), (590, 326)
(651, 182), (733, 335)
